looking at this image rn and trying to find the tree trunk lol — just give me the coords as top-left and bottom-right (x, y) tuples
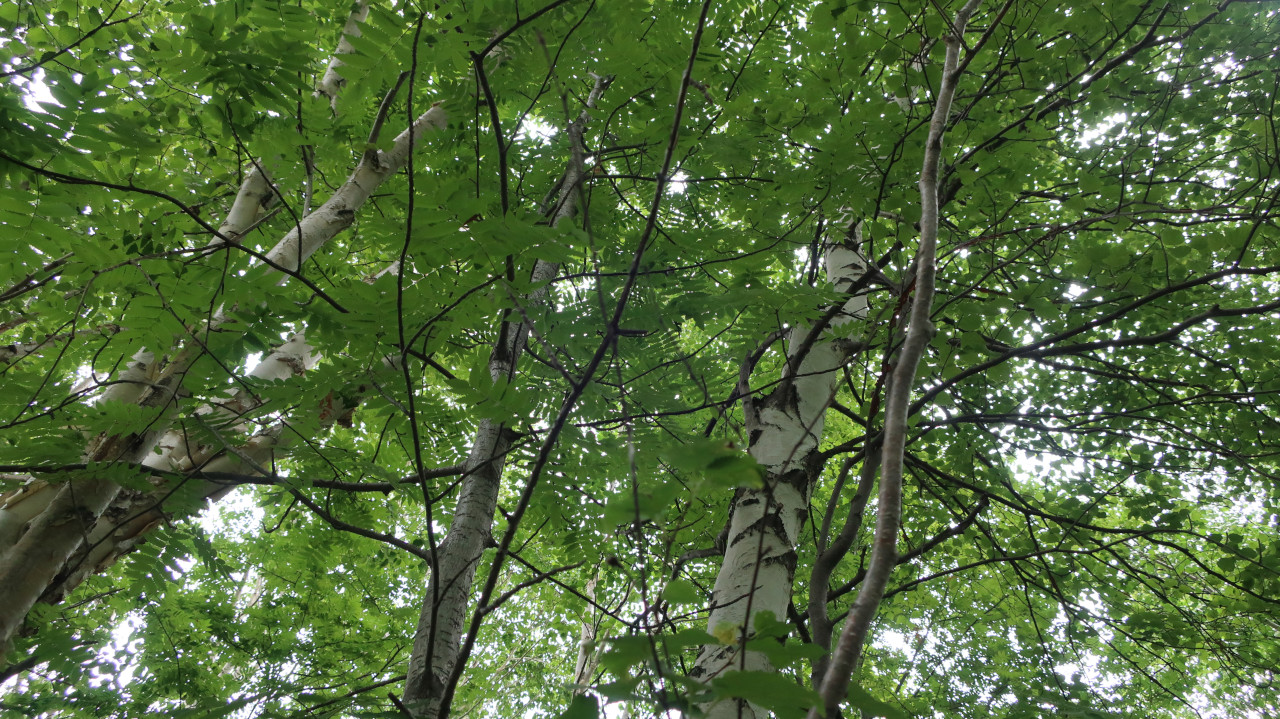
(692, 229), (870, 719)
(400, 75), (608, 719)
(0, 3), (446, 649)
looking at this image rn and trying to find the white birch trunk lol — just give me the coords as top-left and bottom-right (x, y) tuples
(24, 254), (411, 605)
(0, 350), (182, 647)
(263, 104), (447, 273)
(40, 335), (319, 603)
(400, 75), (609, 718)
(0, 100), (447, 651)
(692, 233), (870, 719)
(401, 259), (561, 716)
(572, 574), (604, 692)
(213, 161), (277, 244)
(400, 258), (562, 717)
(0, 114), (282, 571)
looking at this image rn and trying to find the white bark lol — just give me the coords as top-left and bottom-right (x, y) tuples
(40, 335), (320, 603)
(213, 162), (277, 244)
(0, 100), (448, 650)
(0, 353), (155, 551)
(264, 104), (447, 273)
(0, 348), (182, 648)
(48, 425), (292, 602)
(0, 476), (121, 647)
(400, 75), (608, 719)
(0, 147), (281, 573)
(692, 233), (869, 719)
(149, 332), (317, 472)
(315, 1), (371, 111)
(401, 256), (564, 718)
(572, 574), (603, 691)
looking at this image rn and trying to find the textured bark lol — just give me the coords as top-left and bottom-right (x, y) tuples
(0, 140), (282, 613)
(25, 247), (420, 605)
(213, 162), (277, 244)
(0, 354), (152, 553)
(400, 257), (562, 718)
(156, 334), (317, 468)
(0, 351), (180, 648)
(40, 335), (319, 604)
(0, 329), (331, 639)
(692, 234), (870, 719)
(0, 477), (121, 647)
(260, 104), (448, 273)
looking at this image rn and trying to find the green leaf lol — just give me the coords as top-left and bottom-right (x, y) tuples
(555, 694), (600, 719)
(3, 3), (1278, 718)
(846, 685), (910, 719)
(712, 672), (820, 719)
(663, 439), (766, 490)
(661, 578), (703, 604)
(599, 636), (655, 673)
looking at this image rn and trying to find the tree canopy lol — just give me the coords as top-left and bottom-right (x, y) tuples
(1, 1), (1279, 718)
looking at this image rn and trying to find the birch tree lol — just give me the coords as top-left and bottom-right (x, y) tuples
(2, 1), (1280, 719)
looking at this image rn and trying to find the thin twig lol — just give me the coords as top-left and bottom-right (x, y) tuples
(481, 561), (584, 616)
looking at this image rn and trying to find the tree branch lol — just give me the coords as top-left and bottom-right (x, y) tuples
(811, 3), (983, 715)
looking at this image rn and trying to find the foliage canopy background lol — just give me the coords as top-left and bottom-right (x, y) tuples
(1, 0), (1279, 718)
